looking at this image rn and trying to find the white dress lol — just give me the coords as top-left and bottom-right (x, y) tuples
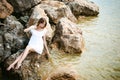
(28, 25), (47, 54)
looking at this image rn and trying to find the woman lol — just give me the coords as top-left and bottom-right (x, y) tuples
(7, 17), (50, 70)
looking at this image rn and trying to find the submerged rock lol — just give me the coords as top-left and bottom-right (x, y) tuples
(46, 67), (78, 80)
(0, 0), (13, 19)
(52, 17), (84, 54)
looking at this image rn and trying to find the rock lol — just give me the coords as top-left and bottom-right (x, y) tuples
(0, 68), (2, 80)
(63, 0), (99, 17)
(7, 0), (41, 12)
(27, 4), (53, 44)
(0, 36), (4, 62)
(39, 1), (77, 23)
(4, 49), (79, 80)
(4, 50), (48, 80)
(46, 66), (78, 80)
(0, 0), (13, 19)
(3, 15), (28, 56)
(52, 17), (84, 54)
(4, 33), (14, 42)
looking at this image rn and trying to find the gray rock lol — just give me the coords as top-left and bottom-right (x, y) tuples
(0, 16), (29, 76)
(4, 33), (14, 42)
(0, 36), (4, 62)
(7, 0), (42, 12)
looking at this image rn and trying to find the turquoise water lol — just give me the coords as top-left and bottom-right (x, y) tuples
(38, 0), (120, 80)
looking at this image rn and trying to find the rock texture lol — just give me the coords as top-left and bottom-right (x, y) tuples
(39, 1), (77, 23)
(0, 36), (4, 62)
(4, 50), (47, 80)
(0, 0), (13, 19)
(52, 17), (84, 54)
(46, 67), (78, 80)
(0, 15), (27, 62)
(7, 0), (41, 12)
(4, 50), (79, 80)
(62, 0), (99, 17)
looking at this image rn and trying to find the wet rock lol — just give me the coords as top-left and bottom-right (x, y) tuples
(27, 4), (53, 44)
(46, 67), (78, 80)
(52, 17), (84, 54)
(7, 0), (41, 12)
(39, 1), (77, 24)
(63, 0), (99, 17)
(0, 0), (13, 19)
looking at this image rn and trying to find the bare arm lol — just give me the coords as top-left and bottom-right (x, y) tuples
(24, 25), (35, 32)
(43, 35), (50, 55)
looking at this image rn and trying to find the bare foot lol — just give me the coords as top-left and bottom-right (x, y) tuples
(7, 64), (15, 71)
(15, 63), (22, 69)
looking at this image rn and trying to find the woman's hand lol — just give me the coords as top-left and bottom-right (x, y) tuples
(24, 29), (28, 32)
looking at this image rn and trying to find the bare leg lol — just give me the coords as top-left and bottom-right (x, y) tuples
(7, 52), (24, 71)
(15, 46), (32, 69)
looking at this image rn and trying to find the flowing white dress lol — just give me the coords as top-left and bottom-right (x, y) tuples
(28, 25), (47, 54)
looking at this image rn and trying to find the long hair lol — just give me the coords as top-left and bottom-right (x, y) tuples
(37, 17), (47, 29)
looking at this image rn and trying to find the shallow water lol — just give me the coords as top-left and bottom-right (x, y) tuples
(38, 0), (120, 80)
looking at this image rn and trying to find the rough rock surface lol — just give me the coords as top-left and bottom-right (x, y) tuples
(60, 0), (99, 17)
(39, 1), (77, 23)
(46, 67), (78, 80)
(4, 50), (48, 80)
(52, 17), (84, 54)
(0, 15), (27, 62)
(0, 0), (13, 18)
(7, 0), (41, 12)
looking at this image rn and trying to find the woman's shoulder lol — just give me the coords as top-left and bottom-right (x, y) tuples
(30, 25), (37, 29)
(43, 28), (47, 32)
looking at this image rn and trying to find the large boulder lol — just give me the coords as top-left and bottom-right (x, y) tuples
(7, 0), (41, 12)
(4, 50), (48, 80)
(61, 0), (99, 17)
(27, 4), (53, 44)
(52, 17), (84, 54)
(39, 1), (77, 24)
(0, 0), (13, 19)
(0, 15), (28, 61)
